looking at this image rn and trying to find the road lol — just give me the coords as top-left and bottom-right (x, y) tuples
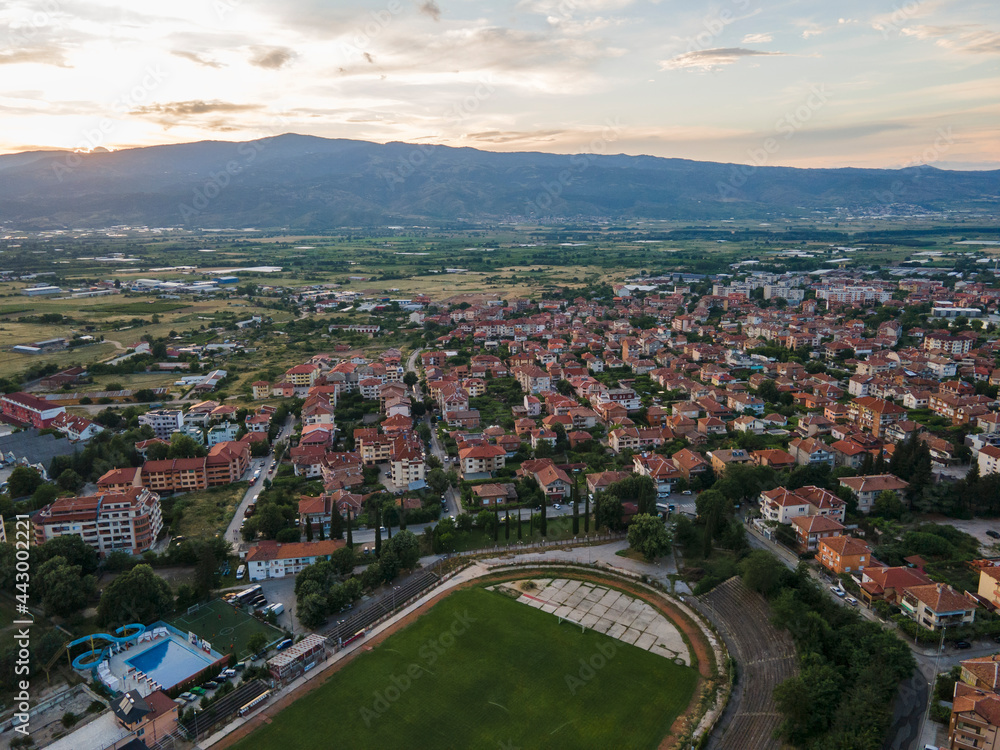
(225, 415), (295, 548)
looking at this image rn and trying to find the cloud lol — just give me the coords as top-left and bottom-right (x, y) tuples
(462, 129), (564, 144)
(249, 46), (296, 69)
(0, 47), (70, 67)
(660, 47), (786, 71)
(172, 50), (224, 68)
(418, 1), (442, 21)
(131, 100), (262, 116)
(900, 24), (1000, 55)
(741, 33), (772, 44)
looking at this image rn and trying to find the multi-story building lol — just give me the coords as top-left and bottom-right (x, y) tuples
(900, 582), (976, 631)
(390, 436), (426, 487)
(979, 444), (1000, 476)
(246, 539), (345, 581)
(924, 333), (973, 356)
(0, 392), (65, 429)
(33, 487), (163, 556)
(849, 396), (906, 438)
(458, 444), (506, 477)
(817, 535), (872, 575)
(138, 409), (183, 440)
(838, 474), (910, 514)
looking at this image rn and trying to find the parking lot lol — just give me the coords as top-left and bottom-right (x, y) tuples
(934, 517), (1000, 551)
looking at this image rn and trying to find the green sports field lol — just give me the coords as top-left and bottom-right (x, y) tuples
(231, 586), (698, 750)
(167, 599), (283, 661)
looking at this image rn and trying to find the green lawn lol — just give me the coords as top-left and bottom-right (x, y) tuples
(167, 599), (284, 662)
(232, 586), (698, 750)
(167, 483), (249, 540)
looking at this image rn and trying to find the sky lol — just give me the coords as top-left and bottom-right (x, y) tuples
(1, 0), (998, 169)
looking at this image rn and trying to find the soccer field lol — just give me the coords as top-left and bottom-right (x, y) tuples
(167, 600), (283, 662)
(231, 586), (698, 750)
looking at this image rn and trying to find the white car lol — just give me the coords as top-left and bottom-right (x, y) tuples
(830, 585), (846, 597)
(682, 490), (692, 495)
(845, 596), (858, 606)
(553, 504), (561, 510)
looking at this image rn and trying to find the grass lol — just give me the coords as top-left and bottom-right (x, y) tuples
(231, 586), (697, 750)
(427, 515), (596, 554)
(166, 599), (283, 662)
(169, 483), (250, 540)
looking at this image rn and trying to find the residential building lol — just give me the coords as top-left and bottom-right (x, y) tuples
(0, 392), (66, 429)
(790, 515), (845, 553)
(633, 453), (681, 498)
(708, 448), (752, 476)
(111, 690), (179, 747)
(818, 535), (872, 575)
(979, 445), (1000, 476)
(458, 444), (506, 478)
(138, 409), (183, 440)
(849, 396), (907, 437)
(950, 683), (1000, 750)
(838, 474), (910, 514)
(246, 539), (346, 581)
(33, 487), (163, 556)
(900, 582), (976, 631)
(788, 437), (835, 467)
(857, 565), (932, 607)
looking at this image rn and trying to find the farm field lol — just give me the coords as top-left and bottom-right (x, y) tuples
(230, 586), (698, 750)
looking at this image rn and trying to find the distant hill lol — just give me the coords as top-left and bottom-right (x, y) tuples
(0, 133), (997, 229)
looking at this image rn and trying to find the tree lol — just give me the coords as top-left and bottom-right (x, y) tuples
(8, 466), (43, 498)
(627, 514), (672, 561)
(383, 530), (420, 570)
(594, 493), (624, 531)
(403, 371), (418, 387)
(36, 556), (96, 619)
(373, 505), (382, 558)
(305, 518), (314, 542)
(97, 565), (173, 628)
(606, 474), (656, 516)
(584, 492), (591, 533)
(166, 432), (207, 459)
(773, 662), (844, 745)
(246, 632), (269, 657)
(739, 550), (787, 597)
(56, 469), (84, 492)
(38, 534), (99, 575)
(872, 490), (904, 520)
(194, 544), (219, 599)
(330, 546), (356, 576)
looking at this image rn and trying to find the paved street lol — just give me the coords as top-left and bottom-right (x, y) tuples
(225, 416), (295, 548)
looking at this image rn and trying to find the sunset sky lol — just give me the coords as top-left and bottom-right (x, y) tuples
(2, 0), (998, 168)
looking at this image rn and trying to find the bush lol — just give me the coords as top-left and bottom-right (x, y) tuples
(61, 711), (78, 728)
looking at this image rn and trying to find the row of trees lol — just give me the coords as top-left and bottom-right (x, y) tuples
(739, 553), (916, 749)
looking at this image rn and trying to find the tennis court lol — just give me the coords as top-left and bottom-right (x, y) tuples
(167, 599), (284, 662)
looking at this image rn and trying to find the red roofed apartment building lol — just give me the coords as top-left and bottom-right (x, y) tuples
(0, 392), (65, 428)
(901, 582), (976, 631)
(246, 539), (345, 581)
(33, 487), (163, 556)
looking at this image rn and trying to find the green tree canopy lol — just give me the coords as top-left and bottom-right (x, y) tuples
(626, 514), (672, 561)
(97, 564), (174, 628)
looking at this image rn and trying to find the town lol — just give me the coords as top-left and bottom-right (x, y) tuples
(2, 229), (1000, 750)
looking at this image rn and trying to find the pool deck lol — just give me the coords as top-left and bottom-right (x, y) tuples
(105, 631), (222, 697)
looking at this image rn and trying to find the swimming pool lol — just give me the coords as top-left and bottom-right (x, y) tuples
(125, 638), (217, 689)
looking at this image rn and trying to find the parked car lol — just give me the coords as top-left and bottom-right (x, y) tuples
(203, 680), (218, 690)
(553, 504), (561, 510)
(830, 586), (846, 597)
(179, 692), (198, 702)
(845, 596), (858, 606)
(955, 640), (972, 649)
(236, 564), (246, 579)
(988, 530), (1000, 539)
(682, 490), (692, 495)
(190, 687), (206, 696)
(276, 638), (293, 651)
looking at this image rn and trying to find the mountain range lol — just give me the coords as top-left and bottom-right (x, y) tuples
(0, 133), (997, 229)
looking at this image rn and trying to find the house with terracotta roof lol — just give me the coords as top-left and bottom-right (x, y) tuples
(531, 463), (572, 501)
(788, 436), (835, 467)
(111, 690), (179, 747)
(633, 453), (682, 498)
(472, 483), (517, 507)
(849, 395), (907, 437)
(707, 448), (752, 476)
(790, 515), (845, 553)
(33, 487), (163, 556)
(246, 538), (346, 581)
(950, 682), (1000, 750)
(458, 444), (506, 478)
(901, 582), (976, 631)
(838, 474), (909, 514)
(977, 567), (1000, 612)
(857, 565), (931, 607)
(818, 535), (872, 575)
(672, 448), (709, 481)
(586, 470), (634, 496)
(751, 448), (796, 470)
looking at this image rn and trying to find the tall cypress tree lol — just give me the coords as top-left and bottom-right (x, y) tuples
(374, 505), (382, 557)
(346, 510), (354, 549)
(540, 499), (548, 537)
(505, 512), (510, 541)
(517, 507), (523, 540)
(584, 493), (591, 533)
(493, 509), (499, 542)
(572, 480), (579, 535)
